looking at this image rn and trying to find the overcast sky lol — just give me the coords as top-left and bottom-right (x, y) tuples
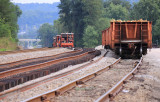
(11, 0), (60, 4)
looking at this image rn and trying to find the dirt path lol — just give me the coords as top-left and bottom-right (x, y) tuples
(114, 48), (160, 102)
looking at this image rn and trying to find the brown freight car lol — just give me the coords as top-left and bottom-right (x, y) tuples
(102, 20), (152, 58)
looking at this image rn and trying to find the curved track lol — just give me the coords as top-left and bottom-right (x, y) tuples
(0, 47), (52, 55)
(0, 48), (100, 93)
(0, 49), (83, 71)
(24, 56), (143, 102)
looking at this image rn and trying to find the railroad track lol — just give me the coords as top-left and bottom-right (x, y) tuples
(0, 49), (83, 70)
(0, 47), (52, 55)
(23, 56), (142, 102)
(0, 48), (100, 93)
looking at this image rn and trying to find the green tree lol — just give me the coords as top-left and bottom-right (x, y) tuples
(53, 19), (67, 34)
(83, 26), (99, 48)
(153, 18), (160, 45)
(0, 18), (11, 38)
(105, 3), (129, 20)
(58, 0), (72, 31)
(104, 0), (131, 10)
(38, 23), (55, 47)
(0, 0), (22, 40)
(96, 17), (110, 44)
(131, 0), (160, 45)
(58, 0), (104, 47)
(131, 0), (160, 24)
(82, 0), (103, 27)
(0, 0), (22, 50)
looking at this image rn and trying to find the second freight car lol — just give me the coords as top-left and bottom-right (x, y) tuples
(53, 33), (74, 48)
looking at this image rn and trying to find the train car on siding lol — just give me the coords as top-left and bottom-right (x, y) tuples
(53, 33), (74, 48)
(102, 20), (152, 58)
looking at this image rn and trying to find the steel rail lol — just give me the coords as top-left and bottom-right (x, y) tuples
(0, 47), (53, 55)
(0, 49), (90, 79)
(23, 57), (121, 102)
(0, 50), (105, 98)
(95, 57), (143, 102)
(0, 49), (82, 68)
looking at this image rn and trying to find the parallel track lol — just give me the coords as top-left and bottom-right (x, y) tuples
(0, 50), (106, 101)
(24, 56), (143, 102)
(0, 49), (83, 71)
(0, 48), (100, 93)
(95, 57), (143, 102)
(0, 47), (53, 55)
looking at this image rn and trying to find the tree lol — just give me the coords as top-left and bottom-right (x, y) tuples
(0, 0), (22, 40)
(96, 17), (110, 44)
(58, 0), (104, 47)
(58, 0), (72, 31)
(105, 3), (129, 20)
(0, 18), (11, 38)
(153, 18), (160, 45)
(83, 26), (99, 48)
(103, 0), (131, 10)
(130, 0), (160, 45)
(38, 23), (55, 47)
(82, 0), (103, 27)
(53, 19), (67, 34)
(131, 0), (160, 24)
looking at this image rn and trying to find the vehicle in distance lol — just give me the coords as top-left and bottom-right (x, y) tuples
(53, 33), (74, 48)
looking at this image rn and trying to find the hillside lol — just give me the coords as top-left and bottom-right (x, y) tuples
(17, 3), (60, 39)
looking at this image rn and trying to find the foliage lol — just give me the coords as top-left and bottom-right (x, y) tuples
(53, 19), (67, 34)
(105, 3), (129, 20)
(38, 23), (56, 47)
(96, 17), (110, 44)
(131, 0), (160, 24)
(0, 37), (17, 51)
(58, 0), (103, 47)
(131, 0), (160, 45)
(0, 0), (22, 40)
(153, 18), (160, 45)
(0, 18), (11, 38)
(83, 26), (99, 48)
(0, 0), (22, 50)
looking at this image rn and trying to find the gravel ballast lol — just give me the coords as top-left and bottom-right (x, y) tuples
(53, 59), (139, 102)
(114, 48), (160, 102)
(0, 49), (116, 102)
(0, 48), (71, 64)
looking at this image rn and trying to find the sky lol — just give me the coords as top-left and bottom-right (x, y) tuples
(11, 0), (60, 4)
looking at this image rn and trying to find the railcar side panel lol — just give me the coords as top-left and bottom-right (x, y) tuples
(102, 20), (152, 58)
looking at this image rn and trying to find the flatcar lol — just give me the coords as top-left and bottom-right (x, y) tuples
(53, 33), (74, 48)
(102, 20), (152, 58)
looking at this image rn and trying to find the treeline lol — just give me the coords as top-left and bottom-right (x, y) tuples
(0, 0), (22, 51)
(39, 0), (160, 48)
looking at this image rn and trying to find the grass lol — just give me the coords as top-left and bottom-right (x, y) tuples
(0, 37), (18, 51)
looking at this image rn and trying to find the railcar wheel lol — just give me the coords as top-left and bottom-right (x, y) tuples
(140, 47), (142, 57)
(119, 47), (122, 57)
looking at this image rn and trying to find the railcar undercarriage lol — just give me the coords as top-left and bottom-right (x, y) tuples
(114, 43), (148, 59)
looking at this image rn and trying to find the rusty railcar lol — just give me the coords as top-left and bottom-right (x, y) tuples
(102, 20), (152, 58)
(53, 33), (74, 48)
